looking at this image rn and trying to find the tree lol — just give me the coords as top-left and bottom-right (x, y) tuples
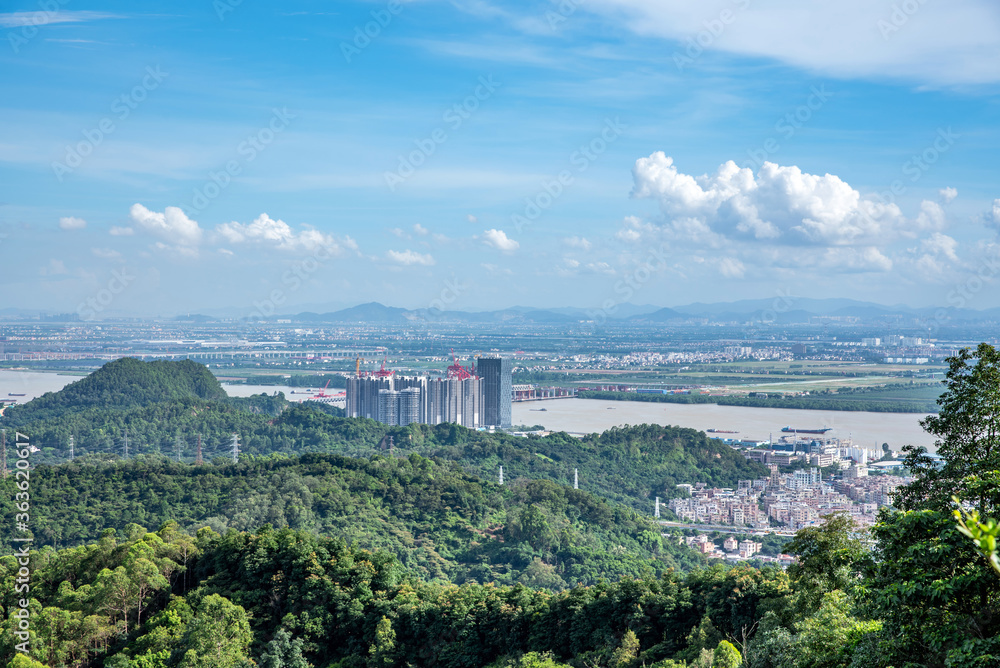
(783, 513), (865, 614)
(260, 627), (312, 668)
(863, 345), (1000, 666)
(178, 595), (253, 668)
(610, 629), (640, 667)
(368, 616), (397, 668)
(899, 343), (1000, 512)
(712, 640), (742, 668)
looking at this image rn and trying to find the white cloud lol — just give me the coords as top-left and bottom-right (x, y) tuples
(413, 223), (429, 236)
(387, 249), (435, 266)
(59, 216), (86, 230)
(467, 214), (479, 224)
(717, 257), (745, 279)
(988, 199), (1000, 231)
(109, 226), (134, 236)
(91, 248), (122, 260)
(819, 247), (893, 273)
(587, 0), (1000, 85)
(129, 204), (203, 247)
(939, 187), (958, 203)
(921, 233), (959, 262)
(0, 11), (122, 27)
(214, 213), (343, 253)
(391, 227), (407, 238)
(631, 153), (922, 247)
(482, 228), (519, 252)
(563, 236), (592, 251)
(42, 259), (68, 275)
(616, 215), (656, 243)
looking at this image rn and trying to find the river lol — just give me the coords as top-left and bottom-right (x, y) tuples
(0, 370), (934, 450)
(513, 398), (936, 451)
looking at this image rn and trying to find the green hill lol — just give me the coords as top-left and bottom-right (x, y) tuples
(3, 357), (227, 423)
(1, 453), (703, 587)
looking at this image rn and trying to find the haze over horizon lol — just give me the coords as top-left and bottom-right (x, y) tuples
(3, 0), (1000, 317)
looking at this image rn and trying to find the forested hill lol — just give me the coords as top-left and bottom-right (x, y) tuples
(0, 453), (703, 587)
(3, 357), (226, 422)
(3, 358), (767, 513)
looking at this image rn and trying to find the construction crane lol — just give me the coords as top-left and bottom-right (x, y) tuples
(356, 357), (363, 378)
(447, 348), (477, 379)
(372, 351), (394, 378)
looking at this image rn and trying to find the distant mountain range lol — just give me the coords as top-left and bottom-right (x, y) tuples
(5, 298), (1000, 325)
(263, 298), (1000, 325)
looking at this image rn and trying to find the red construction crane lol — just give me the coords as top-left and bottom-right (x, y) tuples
(372, 352), (394, 378)
(447, 348), (477, 379)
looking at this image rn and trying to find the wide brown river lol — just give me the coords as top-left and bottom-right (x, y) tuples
(513, 398), (936, 451)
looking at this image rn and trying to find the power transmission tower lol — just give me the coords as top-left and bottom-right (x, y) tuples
(196, 434), (203, 465)
(499, 465), (504, 485)
(655, 497), (660, 519)
(1, 429), (6, 478)
(174, 433), (183, 462)
(574, 468), (578, 489)
(230, 433), (240, 464)
(388, 435), (393, 457)
(124, 429), (129, 458)
(69, 434), (74, 461)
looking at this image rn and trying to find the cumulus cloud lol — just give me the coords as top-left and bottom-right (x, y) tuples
(616, 215), (657, 243)
(819, 247), (893, 273)
(467, 214), (478, 224)
(387, 249), (435, 266)
(939, 187), (958, 203)
(413, 223), (429, 236)
(921, 233), (959, 262)
(717, 257), (745, 279)
(130, 204), (203, 247)
(59, 216), (86, 230)
(482, 228), (519, 252)
(109, 226), (134, 236)
(91, 248), (122, 260)
(215, 213), (343, 253)
(563, 236), (592, 251)
(632, 153), (911, 246)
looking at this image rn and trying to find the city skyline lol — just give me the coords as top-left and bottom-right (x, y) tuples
(2, 1), (1000, 316)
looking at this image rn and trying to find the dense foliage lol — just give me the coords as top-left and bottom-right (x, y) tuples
(0, 453), (702, 586)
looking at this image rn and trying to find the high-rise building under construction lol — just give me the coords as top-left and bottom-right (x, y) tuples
(349, 375), (482, 428)
(478, 356), (512, 428)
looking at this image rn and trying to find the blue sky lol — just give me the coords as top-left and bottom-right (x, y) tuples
(2, 0), (1000, 317)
